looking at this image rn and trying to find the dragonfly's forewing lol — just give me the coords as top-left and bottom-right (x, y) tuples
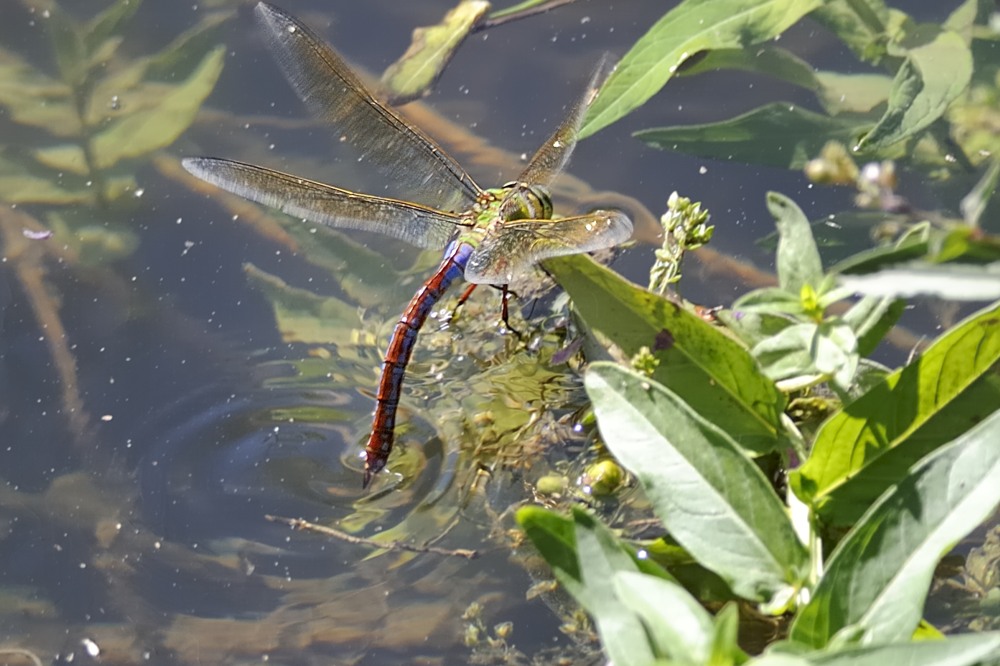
(514, 54), (616, 189)
(464, 210), (632, 284)
(183, 157), (462, 249)
(254, 2), (482, 213)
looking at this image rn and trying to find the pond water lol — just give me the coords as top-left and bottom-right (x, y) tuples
(0, 0), (988, 664)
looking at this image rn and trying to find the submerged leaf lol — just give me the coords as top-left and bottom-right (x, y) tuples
(35, 46), (226, 173)
(0, 48), (76, 135)
(243, 263), (361, 344)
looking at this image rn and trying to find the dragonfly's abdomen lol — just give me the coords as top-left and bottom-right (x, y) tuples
(363, 242), (474, 486)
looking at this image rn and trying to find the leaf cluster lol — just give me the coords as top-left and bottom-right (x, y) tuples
(517, 1), (1000, 664)
(0, 0), (227, 208)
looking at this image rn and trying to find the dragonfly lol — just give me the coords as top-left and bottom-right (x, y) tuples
(183, 2), (633, 487)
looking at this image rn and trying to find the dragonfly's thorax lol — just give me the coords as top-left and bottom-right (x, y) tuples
(496, 182), (553, 221)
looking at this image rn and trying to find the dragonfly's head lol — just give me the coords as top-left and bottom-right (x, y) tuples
(499, 182), (553, 221)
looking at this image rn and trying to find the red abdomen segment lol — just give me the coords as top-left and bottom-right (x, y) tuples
(363, 242), (474, 487)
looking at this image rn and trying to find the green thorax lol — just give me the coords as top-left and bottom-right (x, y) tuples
(452, 182), (553, 248)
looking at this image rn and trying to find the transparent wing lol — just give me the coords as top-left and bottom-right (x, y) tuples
(183, 158), (462, 249)
(254, 2), (482, 212)
(515, 54), (616, 189)
(464, 210), (632, 284)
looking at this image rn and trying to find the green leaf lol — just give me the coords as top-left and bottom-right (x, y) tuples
(518, 506), (661, 666)
(753, 323), (820, 384)
(36, 46), (226, 173)
(46, 7), (87, 85)
(751, 632), (1000, 666)
(817, 373), (1000, 526)
(814, 71), (892, 115)
(790, 410), (1000, 647)
(636, 103), (866, 169)
(837, 262), (1000, 300)
(791, 300), (1000, 507)
(857, 28), (973, 150)
(830, 223), (930, 274)
(842, 296), (905, 357)
(709, 603), (748, 665)
(83, 0), (142, 55)
(678, 46), (819, 92)
(515, 506), (580, 580)
(613, 571), (715, 664)
(811, 320), (859, 391)
(243, 263), (361, 344)
(585, 363), (809, 603)
(546, 254), (785, 453)
(770, 192), (823, 294)
(717, 308), (797, 348)
(810, 0), (897, 65)
(580, 0), (824, 138)
(943, 0), (982, 43)
(960, 158), (1000, 227)
(0, 48), (76, 135)
(380, 0), (489, 104)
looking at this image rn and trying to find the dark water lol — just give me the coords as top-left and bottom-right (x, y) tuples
(0, 0), (986, 664)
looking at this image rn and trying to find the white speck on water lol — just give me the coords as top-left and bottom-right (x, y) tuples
(82, 638), (100, 657)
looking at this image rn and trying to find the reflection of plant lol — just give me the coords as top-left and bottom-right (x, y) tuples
(0, 0), (226, 208)
(0, 0), (227, 439)
(514, 1), (1000, 664)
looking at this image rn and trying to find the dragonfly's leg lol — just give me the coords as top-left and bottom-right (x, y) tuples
(500, 285), (523, 339)
(439, 283), (478, 328)
(456, 283), (478, 310)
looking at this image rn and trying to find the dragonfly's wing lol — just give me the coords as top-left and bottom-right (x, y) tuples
(514, 54), (616, 189)
(464, 210), (632, 284)
(183, 158), (462, 249)
(253, 2), (482, 213)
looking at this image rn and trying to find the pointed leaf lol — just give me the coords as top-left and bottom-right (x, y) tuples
(518, 506), (660, 666)
(791, 410), (1000, 647)
(83, 0), (142, 54)
(837, 262), (1000, 300)
(546, 254), (785, 453)
(585, 363), (809, 603)
(751, 632), (1000, 666)
(636, 103), (867, 169)
(960, 158), (1000, 227)
(857, 28), (973, 150)
(613, 571), (715, 664)
(791, 300), (1000, 508)
(580, 0), (824, 138)
(815, 373), (1000, 526)
(770, 192), (823, 293)
(380, 0), (489, 104)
